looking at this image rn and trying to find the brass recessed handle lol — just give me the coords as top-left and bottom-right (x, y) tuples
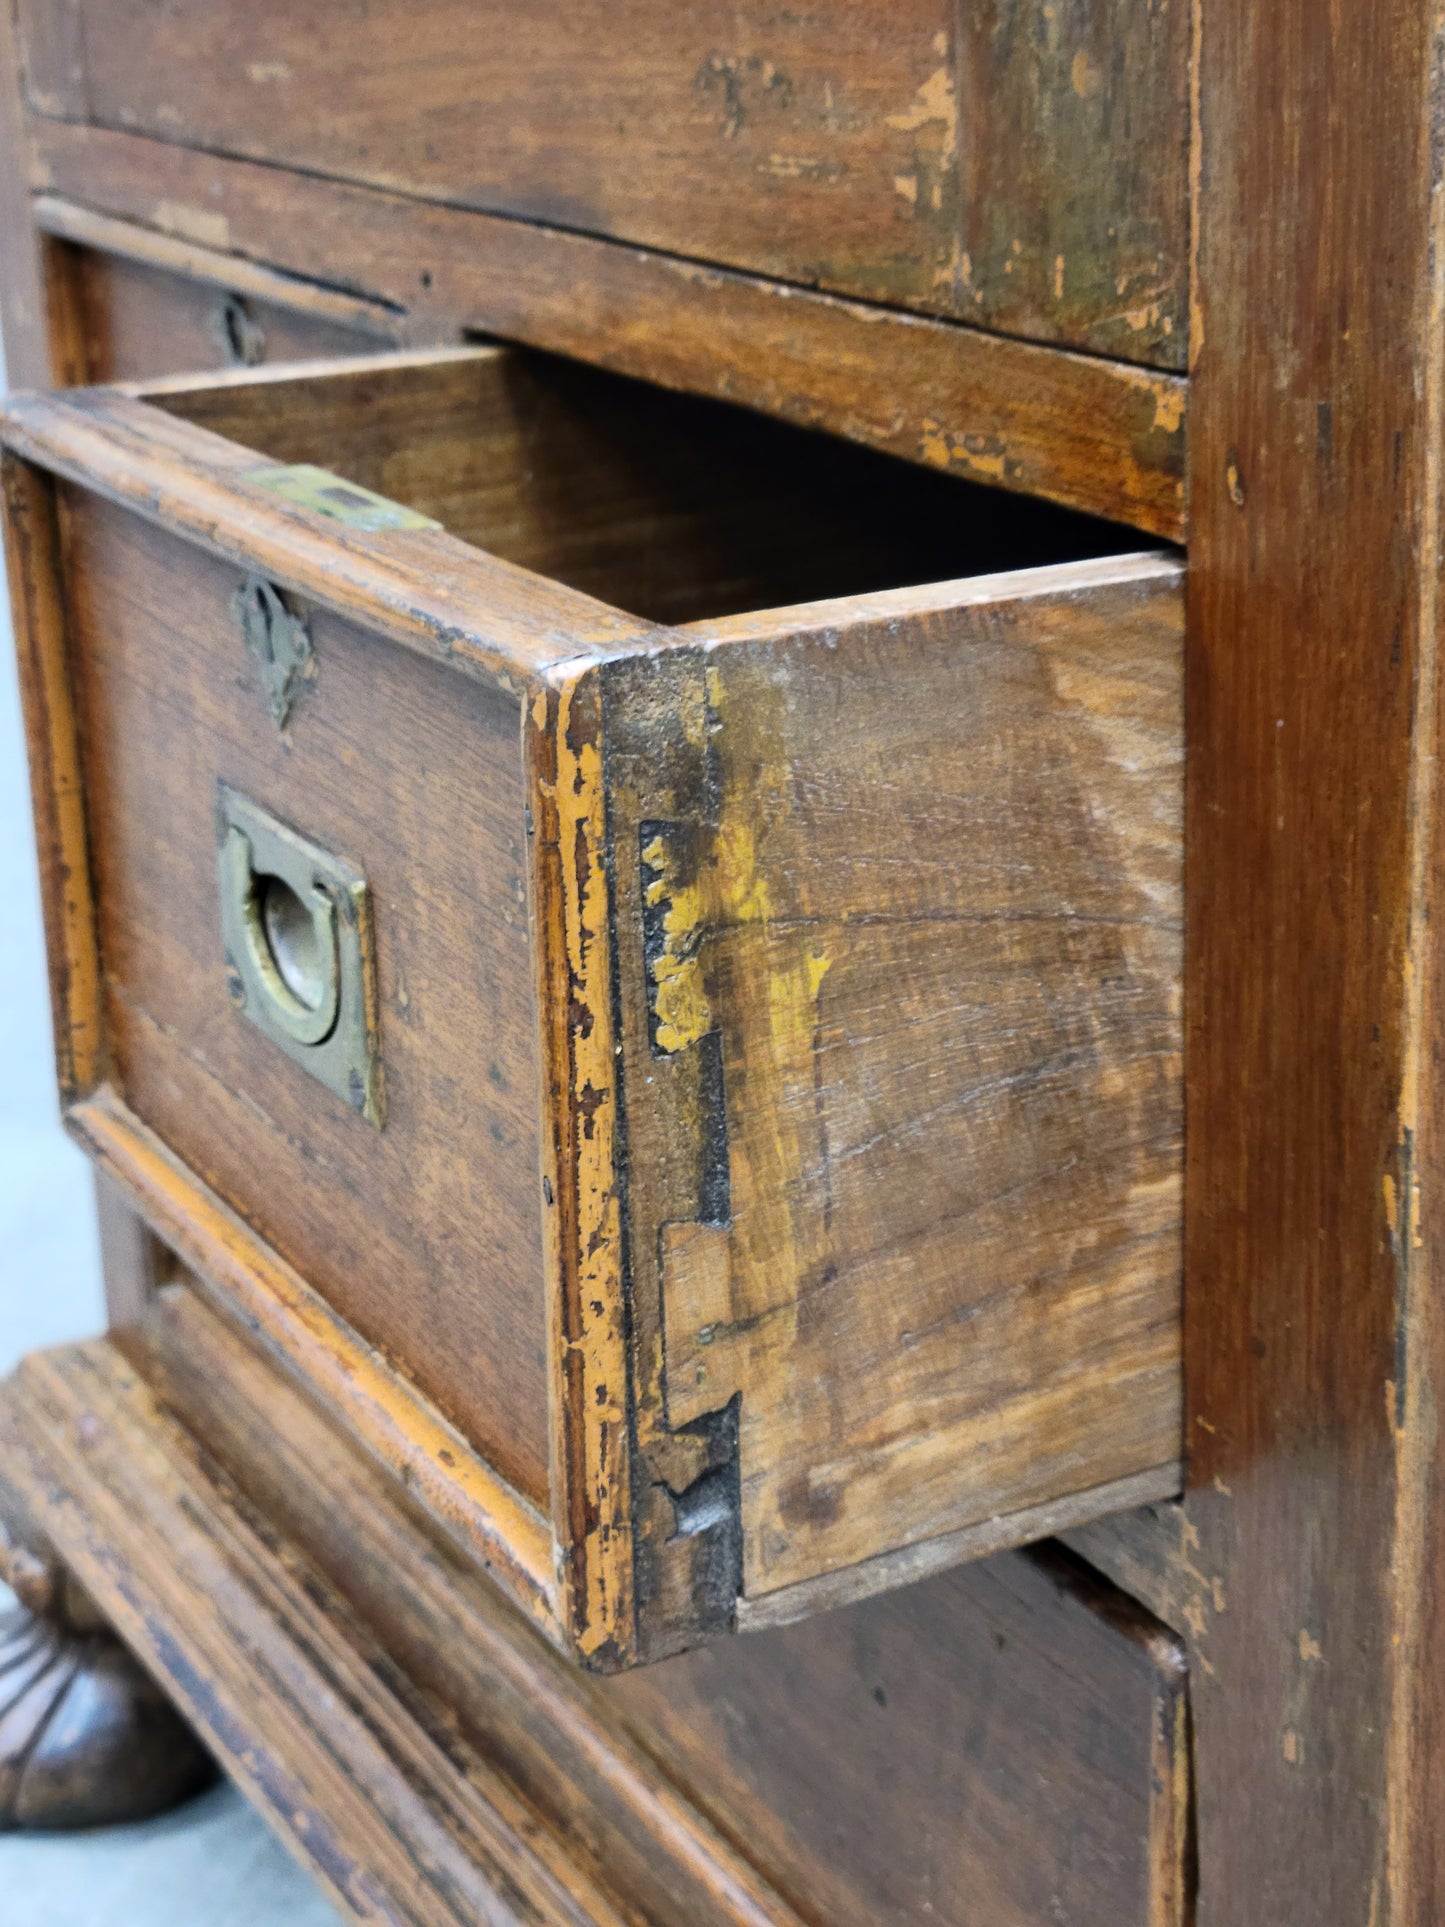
(221, 827), (341, 1047)
(216, 785), (383, 1126)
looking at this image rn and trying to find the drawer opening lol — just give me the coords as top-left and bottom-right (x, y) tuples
(155, 344), (1149, 628)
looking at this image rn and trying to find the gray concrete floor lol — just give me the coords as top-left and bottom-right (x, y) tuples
(0, 335), (342, 1919)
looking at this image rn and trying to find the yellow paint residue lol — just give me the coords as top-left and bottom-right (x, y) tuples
(886, 65), (958, 165)
(712, 815), (773, 926)
(642, 832), (713, 1055)
(1150, 381), (1186, 436)
(552, 678), (632, 1660)
(153, 200), (230, 249)
(920, 420), (951, 468)
(917, 420), (1011, 484)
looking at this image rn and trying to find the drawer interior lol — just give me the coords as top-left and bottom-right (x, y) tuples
(156, 345), (1147, 627)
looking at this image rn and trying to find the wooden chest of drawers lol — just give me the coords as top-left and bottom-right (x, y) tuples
(3, 342), (1181, 1665)
(2, 1), (1439, 1923)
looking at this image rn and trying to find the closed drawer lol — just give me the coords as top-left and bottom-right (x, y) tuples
(18, 0), (1190, 369)
(2, 345), (1183, 1667)
(59, 247), (394, 383)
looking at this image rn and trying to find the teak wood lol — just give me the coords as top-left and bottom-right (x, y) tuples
(24, 127), (1188, 539)
(2, 345), (1184, 1666)
(2, 0), (1441, 1920)
(14, 0), (1189, 369)
(0, 1274), (1191, 1927)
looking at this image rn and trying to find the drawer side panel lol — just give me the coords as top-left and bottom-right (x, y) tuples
(606, 560), (1184, 1615)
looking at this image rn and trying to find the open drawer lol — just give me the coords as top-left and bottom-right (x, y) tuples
(1, 346), (1183, 1667)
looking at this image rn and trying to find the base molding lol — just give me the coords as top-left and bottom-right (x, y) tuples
(0, 1311), (797, 1924)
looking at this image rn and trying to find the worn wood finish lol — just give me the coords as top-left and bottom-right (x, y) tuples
(70, 1091), (562, 1637)
(0, 2), (47, 387)
(0, 1346), (632, 1925)
(15, 0), (1189, 369)
(0, 449), (103, 1101)
(150, 350), (1141, 630)
(34, 195), (402, 347)
(27, 127), (1189, 538)
(4, 348), (1186, 1661)
(605, 561), (1184, 1630)
(59, 493), (554, 1502)
(1182, 0), (1445, 1919)
(56, 248), (389, 386)
(611, 1545), (1191, 1927)
(129, 1284), (797, 1927)
(44, 1280), (1189, 1927)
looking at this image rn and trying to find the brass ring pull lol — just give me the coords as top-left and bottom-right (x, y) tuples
(215, 785), (383, 1126)
(221, 826), (341, 1047)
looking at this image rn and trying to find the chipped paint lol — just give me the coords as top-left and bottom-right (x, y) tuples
(1071, 49), (1104, 99)
(545, 675), (633, 1661)
(152, 200), (230, 249)
(641, 830), (713, 1054)
(886, 65), (958, 164)
(893, 173), (920, 205)
(1150, 381), (1187, 435)
(915, 420), (1015, 484)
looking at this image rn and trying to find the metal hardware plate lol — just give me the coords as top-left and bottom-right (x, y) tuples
(242, 462), (441, 533)
(216, 785), (383, 1126)
(234, 575), (312, 728)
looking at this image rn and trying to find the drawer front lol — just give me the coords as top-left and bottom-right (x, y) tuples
(4, 346), (1181, 1666)
(55, 245), (392, 385)
(18, 0), (1189, 369)
(58, 490), (553, 1504)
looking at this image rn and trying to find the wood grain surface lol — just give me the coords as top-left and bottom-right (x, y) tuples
(59, 492), (554, 1501)
(152, 348), (1141, 630)
(27, 124), (1189, 538)
(4, 345), (1190, 1657)
(0, 0), (47, 387)
(0, 450), (103, 1101)
(15, 0), (1189, 367)
(56, 247), (387, 386)
(0, 1342), (632, 1927)
(1183, 0), (1445, 1919)
(30, 1280), (1191, 1927)
(603, 556), (1185, 1624)
(70, 1092), (561, 1637)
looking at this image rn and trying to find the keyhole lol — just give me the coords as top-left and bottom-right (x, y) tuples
(258, 874), (327, 1011)
(220, 293), (267, 367)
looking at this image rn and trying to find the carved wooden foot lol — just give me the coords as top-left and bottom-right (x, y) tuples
(0, 1521), (216, 1830)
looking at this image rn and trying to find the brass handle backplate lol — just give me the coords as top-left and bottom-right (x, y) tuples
(216, 784), (383, 1126)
